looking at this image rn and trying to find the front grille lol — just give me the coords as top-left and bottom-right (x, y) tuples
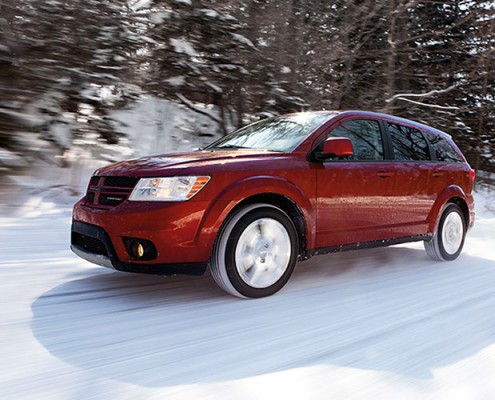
(84, 176), (139, 209)
(72, 232), (108, 256)
(104, 176), (139, 188)
(99, 194), (127, 206)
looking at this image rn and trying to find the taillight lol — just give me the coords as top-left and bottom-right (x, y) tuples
(469, 169), (475, 182)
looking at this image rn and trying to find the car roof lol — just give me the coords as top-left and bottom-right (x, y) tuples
(316, 110), (453, 140)
(283, 110), (452, 140)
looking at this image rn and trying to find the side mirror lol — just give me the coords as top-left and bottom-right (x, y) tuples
(321, 137), (353, 158)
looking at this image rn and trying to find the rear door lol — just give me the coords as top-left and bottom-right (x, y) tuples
(384, 122), (435, 237)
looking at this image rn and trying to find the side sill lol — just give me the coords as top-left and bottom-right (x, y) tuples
(306, 234), (432, 258)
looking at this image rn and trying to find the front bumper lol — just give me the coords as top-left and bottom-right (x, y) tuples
(72, 196), (215, 262)
(71, 221), (207, 276)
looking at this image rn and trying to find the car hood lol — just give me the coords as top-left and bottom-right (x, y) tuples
(95, 149), (286, 176)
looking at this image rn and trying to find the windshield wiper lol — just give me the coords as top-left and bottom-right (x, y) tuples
(208, 144), (249, 150)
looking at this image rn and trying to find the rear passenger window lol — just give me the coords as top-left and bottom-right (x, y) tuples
(327, 120), (383, 161)
(388, 123), (430, 161)
(423, 132), (462, 163)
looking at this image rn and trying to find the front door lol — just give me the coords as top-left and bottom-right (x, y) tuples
(315, 119), (397, 248)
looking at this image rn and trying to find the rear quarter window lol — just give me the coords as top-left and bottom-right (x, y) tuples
(423, 131), (463, 163)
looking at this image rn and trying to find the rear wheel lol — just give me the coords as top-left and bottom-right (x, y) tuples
(210, 203), (298, 298)
(424, 203), (466, 261)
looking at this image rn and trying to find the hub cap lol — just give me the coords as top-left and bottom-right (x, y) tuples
(234, 218), (291, 288)
(442, 212), (463, 255)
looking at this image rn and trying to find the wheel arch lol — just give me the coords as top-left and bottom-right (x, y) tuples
(197, 176), (315, 260)
(428, 185), (470, 233)
(227, 193), (308, 259)
(447, 196), (469, 228)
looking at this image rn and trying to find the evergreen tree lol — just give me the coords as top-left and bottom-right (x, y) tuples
(1, 0), (494, 172)
(0, 0), (141, 168)
(142, 0), (306, 132)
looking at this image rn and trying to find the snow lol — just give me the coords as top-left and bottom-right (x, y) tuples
(206, 82), (223, 93)
(165, 76), (186, 87)
(200, 9), (220, 19)
(49, 122), (72, 149)
(0, 148), (26, 168)
(141, 36), (158, 45)
(173, 0), (192, 5)
(149, 11), (170, 24)
(0, 185), (494, 399)
(110, 96), (221, 159)
(131, 0), (154, 12)
(169, 38), (199, 57)
(0, 96), (221, 209)
(231, 33), (255, 49)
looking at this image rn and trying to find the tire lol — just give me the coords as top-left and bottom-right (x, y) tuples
(424, 203), (466, 261)
(210, 203), (298, 298)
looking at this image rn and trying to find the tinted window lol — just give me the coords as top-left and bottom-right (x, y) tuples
(423, 132), (462, 163)
(326, 120), (383, 161)
(388, 123), (430, 161)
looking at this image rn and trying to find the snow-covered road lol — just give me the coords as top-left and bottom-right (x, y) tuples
(1, 191), (495, 400)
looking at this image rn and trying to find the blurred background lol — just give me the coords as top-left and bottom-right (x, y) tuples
(0, 0), (494, 203)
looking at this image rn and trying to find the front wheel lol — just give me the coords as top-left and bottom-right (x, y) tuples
(424, 203), (466, 261)
(210, 203), (298, 298)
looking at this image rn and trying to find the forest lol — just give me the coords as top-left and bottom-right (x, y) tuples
(1, 0), (494, 173)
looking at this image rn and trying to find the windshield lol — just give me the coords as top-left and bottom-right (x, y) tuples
(205, 113), (333, 152)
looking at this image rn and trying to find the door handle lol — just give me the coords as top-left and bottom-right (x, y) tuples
(432, 170), (444, 178)
(377, 171), (394, 178)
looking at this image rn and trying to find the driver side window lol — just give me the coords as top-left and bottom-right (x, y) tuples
(326, 119), (384, 161)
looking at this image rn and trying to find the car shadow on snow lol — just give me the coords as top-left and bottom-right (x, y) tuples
(31, 246), (495, 387)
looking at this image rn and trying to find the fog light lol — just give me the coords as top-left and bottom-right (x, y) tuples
(123, 237), (158, 261)
(132, 241), (145, 259)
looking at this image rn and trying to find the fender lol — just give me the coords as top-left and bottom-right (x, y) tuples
(427, 184), (468, 233)
(196, 175), (316, 254)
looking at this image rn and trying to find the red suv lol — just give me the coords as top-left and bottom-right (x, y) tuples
(71, 111), (475, 298)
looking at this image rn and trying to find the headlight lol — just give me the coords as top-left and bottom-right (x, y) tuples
(129, 176), (211, 201)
